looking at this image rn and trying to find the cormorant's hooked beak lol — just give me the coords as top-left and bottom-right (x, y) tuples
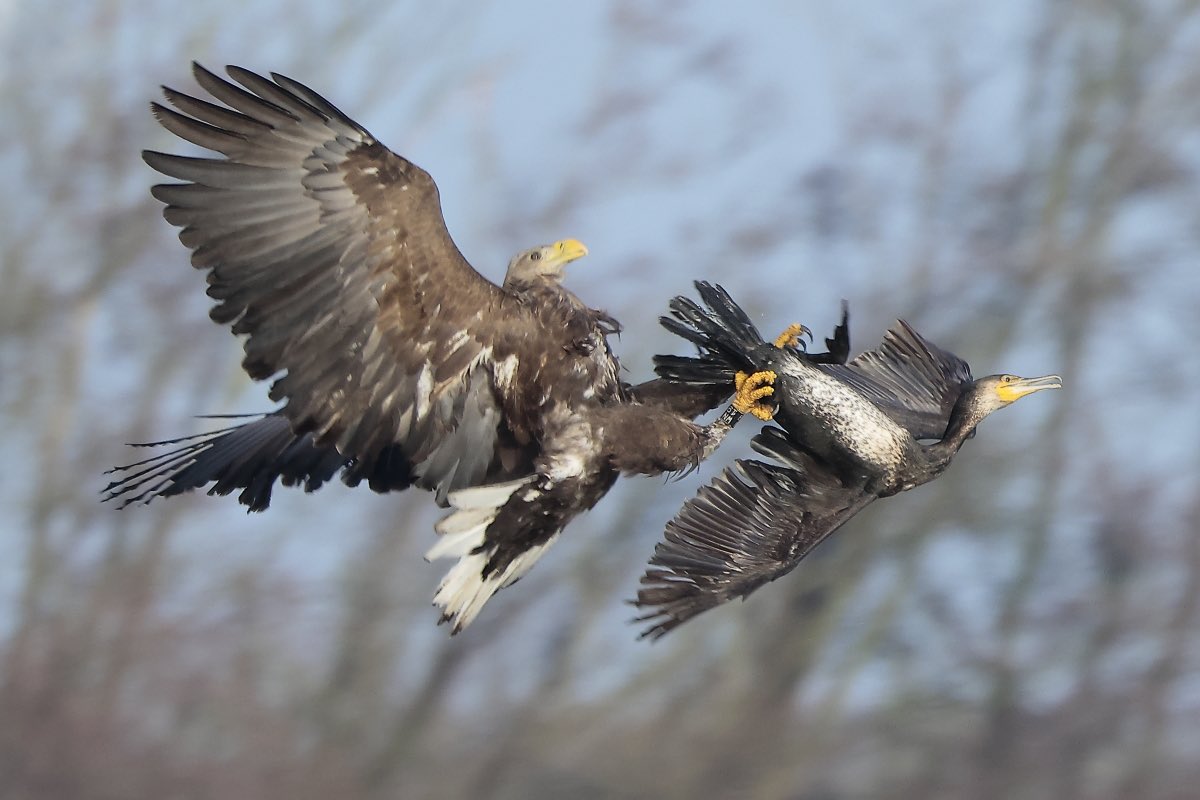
(997, 374), (1062, 404)
(549, 238), (589, 267)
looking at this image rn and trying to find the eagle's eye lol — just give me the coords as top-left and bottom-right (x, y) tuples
(529, 251), (542, 261)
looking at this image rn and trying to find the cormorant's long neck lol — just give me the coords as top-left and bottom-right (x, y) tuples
(920, 401), (985, 474)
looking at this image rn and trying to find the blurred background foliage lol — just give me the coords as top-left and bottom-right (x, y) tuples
(2, 0), (1199, 798)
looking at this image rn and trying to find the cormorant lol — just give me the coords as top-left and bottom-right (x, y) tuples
(634, 282), (1062, 638)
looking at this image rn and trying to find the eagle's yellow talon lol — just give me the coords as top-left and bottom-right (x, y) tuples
(733, 370), (777, 421)
(773, 322), (812, 350)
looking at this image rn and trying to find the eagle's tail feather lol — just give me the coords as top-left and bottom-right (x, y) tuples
(426, 477), (535, 560)
(427, 475), (546, 632)
(428, 463), (608, 634)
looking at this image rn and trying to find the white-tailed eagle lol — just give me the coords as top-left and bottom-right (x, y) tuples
(105, 65), (781, 632)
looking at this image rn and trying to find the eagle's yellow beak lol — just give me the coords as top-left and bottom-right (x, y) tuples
(551, 238), (589, 265)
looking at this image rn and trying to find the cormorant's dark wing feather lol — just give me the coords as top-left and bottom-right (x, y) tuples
(144, 64), (524, 501)
(633, 427), (873, 639)
(804, 299), (850, 365)
(820, 320), (974, 440)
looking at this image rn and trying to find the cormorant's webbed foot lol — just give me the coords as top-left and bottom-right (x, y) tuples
(733, 370), (777, 421)
(773, 322), (812, 350)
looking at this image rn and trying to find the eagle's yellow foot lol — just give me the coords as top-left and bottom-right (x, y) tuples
(733, 370), (777, 421)
(773, 322), (812, 350)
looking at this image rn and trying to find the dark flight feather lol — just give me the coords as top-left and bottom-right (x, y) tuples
(635, 429), (873, 640)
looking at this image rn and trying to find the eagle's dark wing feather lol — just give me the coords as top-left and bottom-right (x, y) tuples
(633, 427), (873, 639)
(102, 412), (419, 512)
(144, 64), (524, 500)
(820, 320), (975, 440)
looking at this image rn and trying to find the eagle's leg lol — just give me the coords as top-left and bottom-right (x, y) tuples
(732, 370), (776, 421)
(729, 321), (814, 423)
(773, 322), (813, 350)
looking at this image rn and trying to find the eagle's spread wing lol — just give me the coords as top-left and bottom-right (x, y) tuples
(820, 320), (974, 440)
(143, 64), (526, 499)
(633, 427), (873, 639)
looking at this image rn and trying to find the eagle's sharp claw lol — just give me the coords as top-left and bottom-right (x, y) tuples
(733, 370), (777, 421)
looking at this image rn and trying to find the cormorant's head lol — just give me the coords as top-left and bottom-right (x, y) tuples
(973, 373), (1063, 416)
(936, 373), (1061, 446)
(504, 238), (589, 285)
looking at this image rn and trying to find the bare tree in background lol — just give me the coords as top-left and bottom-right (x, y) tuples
(1, 1), (1198, 798)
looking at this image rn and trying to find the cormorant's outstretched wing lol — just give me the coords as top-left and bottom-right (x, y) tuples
(820, 320), (974, 440)
(633, 427), (873, 639)
(135, 64), (535, 502)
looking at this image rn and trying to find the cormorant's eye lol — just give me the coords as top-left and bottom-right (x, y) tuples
(1001, 375), (1014, 383)
(530, 251), (542, 261)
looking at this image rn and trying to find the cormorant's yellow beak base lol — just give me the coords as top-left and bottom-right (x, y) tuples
(733, 370), (778, 420)
(773, 322), (813, 350)
(551, 238), (589, 266)
(995, 374), (1063, 404)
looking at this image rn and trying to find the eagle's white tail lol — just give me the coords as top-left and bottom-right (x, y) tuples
(427, 475), (546, 632)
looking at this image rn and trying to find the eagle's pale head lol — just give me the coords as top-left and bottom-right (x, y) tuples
(503, 239), (589, 286)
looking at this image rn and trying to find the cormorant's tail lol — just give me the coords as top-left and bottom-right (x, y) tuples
(654, 281), (769, 387)
(656, 284), (851, 388)
(103, 413), (416, 512)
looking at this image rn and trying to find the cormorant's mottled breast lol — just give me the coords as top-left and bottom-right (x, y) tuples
(104, 64), (785, 633)
(634, 283), (1061, 639)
